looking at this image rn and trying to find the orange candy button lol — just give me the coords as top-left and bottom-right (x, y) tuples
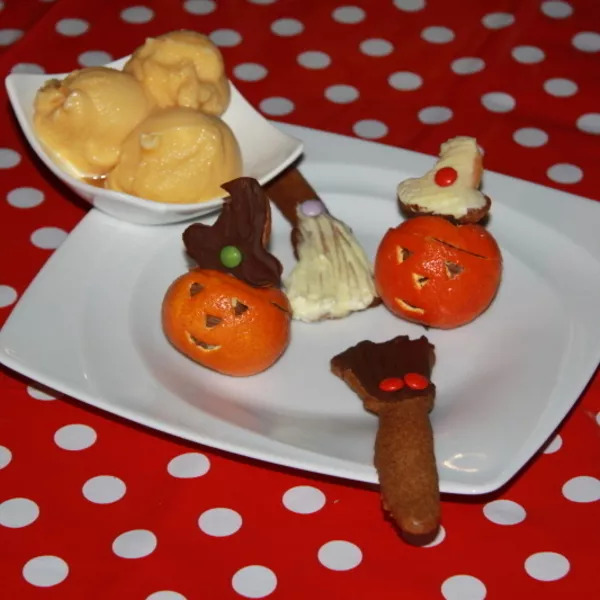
(404, 372), (429, 390)
(379, 377), (405, 392)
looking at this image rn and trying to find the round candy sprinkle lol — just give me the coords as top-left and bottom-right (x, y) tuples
(220, 245), (243, 268)
(379, 377), (405, 392)
(299, 199), (325, 217)
(434, 166), (458, 187)
(404, 372), (429, 390)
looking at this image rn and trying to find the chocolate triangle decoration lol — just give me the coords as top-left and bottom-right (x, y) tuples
(183, 177), (283, 288)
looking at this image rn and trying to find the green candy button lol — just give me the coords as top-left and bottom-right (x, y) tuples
(220, 245), (243, 268)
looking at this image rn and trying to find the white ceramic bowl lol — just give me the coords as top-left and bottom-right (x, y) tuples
(5, 56), (304, 225)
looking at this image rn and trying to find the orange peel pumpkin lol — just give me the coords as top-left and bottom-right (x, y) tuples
(374, 216), (502, 329)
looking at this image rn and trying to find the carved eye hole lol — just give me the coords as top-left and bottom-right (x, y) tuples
(232, 297), (249, 316)
(412, 273), (429, 289)
(205, 314), (222, 328)
(189, 282), (204, 297)
(396, 246), (413, 263)
(445, 261), (464, 278)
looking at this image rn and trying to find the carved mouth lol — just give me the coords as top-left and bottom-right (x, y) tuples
(394, 298), (425, 315)
(187, 333), (221, 351)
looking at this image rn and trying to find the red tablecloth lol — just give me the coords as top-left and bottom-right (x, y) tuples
(1, 1), (599, 598)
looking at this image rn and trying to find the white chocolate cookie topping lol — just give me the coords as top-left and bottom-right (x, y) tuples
(397, 136), (486, 219)
(284, 200), (377, 322)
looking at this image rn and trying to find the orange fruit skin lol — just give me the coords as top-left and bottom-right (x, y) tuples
(374, 216), (502, 329)
(162, 269), (291, 376)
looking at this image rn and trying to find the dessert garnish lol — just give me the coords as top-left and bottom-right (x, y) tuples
(397, 136), (491, 223)
(183, 177), (283, 288)
(331, 335), (439, 544)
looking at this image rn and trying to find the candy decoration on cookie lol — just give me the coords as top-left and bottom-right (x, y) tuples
(162, 177), (292, 376)
(375, 215), (502, 328)
(397, 136), (490, 224)
(266, 167), (379, 322)
(331, 335), (439, 544)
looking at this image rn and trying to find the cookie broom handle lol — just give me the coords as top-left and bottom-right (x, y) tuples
(264, 166), (319, 226)
(374, 399), (440, 537)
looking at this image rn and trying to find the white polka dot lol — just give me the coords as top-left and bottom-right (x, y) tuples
(572, 31), (600, 53)
(11, 63), (45, 74)
(54, 424), (97, 450)
(524, 552), (570, 581)
(353, 119), (388, 139)
(388, 71), (422, 90)
(421, 26), (455, 44)
(282, 485), (326, 514)
(7, 187), (44, 208)
(542, 433), (562, 453)
(120, 6), (154, 24)
(297, 50), (331, 69)
(146, 592), (187, 600)
(232, 565), (277, 598)
(233, 63), (268, 81)
(183, 0), (216, 15)
(0, 446), (12, 469)
(259, 97), (295, 116)
(30, 227), (68, 249)
(0, 148), (21, 168)
(481, 91), (516, 113)
(393, 0), (426, 11)
(0, 285), (17, 308)
(22, 556), (69, 587)
(318, 540), (362, 570)
(562, 475), (600, 502)
(198, 507), (242, 536)
(83, 475), (126, 504)
(513, 127), (549, 147)
(577, 113), (600, 134)
(423, 525), (446, 547)
(325, 84), (359, 103)
(441, 575), (486, 600)
(27, 385), (57, 401)
(167, 452), (210, 478)
(546, 163), (583, 184)
(451, 57), (485, 75)
(360, 38), (393, 56)
(209, 28), (242, 47)
(541, 1), (573, 19)
(512, 45), (545, 63)
(0, 29), (23, 46)
(55, 18), (89, 36)
(418, 106), (453, 124)
(482, 12), (515, 29)
(0, 497), (40, 528)
(596, 411), (600, 426)
(271, 18), (304, 36)
(544, 77), (578, 97)
(78, 50), (112, 67)
(483, 499), (526, 525)
(332, 6), (365, 24)
(112, 529), (157, 559)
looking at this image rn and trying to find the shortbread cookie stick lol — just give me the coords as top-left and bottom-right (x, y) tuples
(331, 335), (440, 541)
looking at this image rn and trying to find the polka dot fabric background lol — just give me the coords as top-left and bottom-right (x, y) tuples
(1, 0), (599, 598)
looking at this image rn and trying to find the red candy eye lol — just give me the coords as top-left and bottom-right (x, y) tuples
(404, 372), (429, 390)
(379, 377), (405, 392)
(434, 166), (458, 187)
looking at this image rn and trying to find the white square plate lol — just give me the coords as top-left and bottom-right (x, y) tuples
(1, 124), (599, 494)
(5, 56), (303, 225)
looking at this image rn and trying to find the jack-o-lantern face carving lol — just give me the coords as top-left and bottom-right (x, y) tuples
(162, 268), (291, 376)
(374, 216), (502, 329)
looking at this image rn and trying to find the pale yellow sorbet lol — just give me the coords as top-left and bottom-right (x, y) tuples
(33, 67), (153, 177)
(124, 30), (230, 116)
(105, 107), (242, 204)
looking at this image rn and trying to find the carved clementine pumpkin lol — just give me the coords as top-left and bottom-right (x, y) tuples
(162, 268), (291, 376)
(374, 216), (502, 329)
